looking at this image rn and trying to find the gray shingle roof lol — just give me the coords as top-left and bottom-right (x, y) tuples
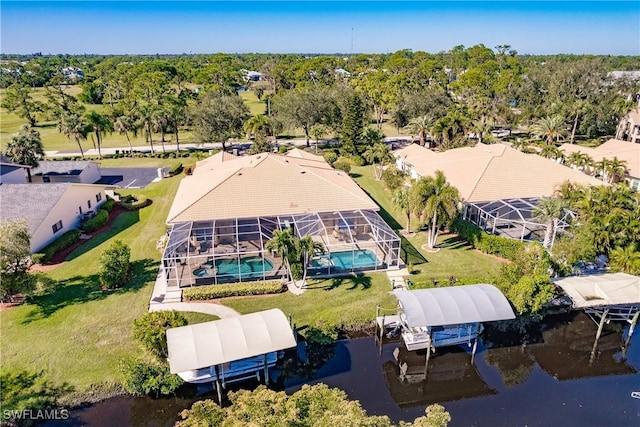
(31, 161), (91, 176)
(0, 183), (71, 234)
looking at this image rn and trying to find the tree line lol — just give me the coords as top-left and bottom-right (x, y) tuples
(2, 46), (640, 159)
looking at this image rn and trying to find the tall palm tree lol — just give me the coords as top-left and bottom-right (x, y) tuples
(363, 142), (393, 180)
(152, 107), (169, 152)
(529, 115), (567, 145)
(297, 235), (325, 285)
(594, 159), (612, 183)
(265, 228), (295, 281)
(243, 114), (272, 144)
(392, 186), (413, 234)
(85, 111), (113, 159)
(165, 101), (187, 153)
(404, 115), (433, 148)
(57, 112), (89, 158)
(412, 171), (460, 249)
(5, 125), (44, 182)
(113, 114), (138, 155)
(533, 197), (569, 249)
(137, 104), (156, 154)
(606, 157), (628, 184)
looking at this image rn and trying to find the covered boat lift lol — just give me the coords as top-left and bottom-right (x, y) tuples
(553, 273), (640, 359)
(166, 308), (297, 402)
(379, 284), (515, 375)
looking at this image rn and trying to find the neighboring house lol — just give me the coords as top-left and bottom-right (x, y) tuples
(395, 143), (604, 243)
(30, 161), (101, 184)
(0, 183), (114, 253)
(0, 154), (29, 184)
(560, 139), (640, 191)
(162, 149), (401, 287)
(615, 108), (640, 144)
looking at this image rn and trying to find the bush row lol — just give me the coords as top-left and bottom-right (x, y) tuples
(450, 217), (525, 261)
(35, 229), (81, 263)
(182, 281), (284, 300)
(100, 198), (116, 212)
(49, 151), (200, 161)
(80, 209), (109, 233)
(168, 162), (183, 175)
(121, 195), (150, 210)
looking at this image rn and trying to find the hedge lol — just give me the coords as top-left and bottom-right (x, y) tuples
(36, 229), (81, 263)
(168, 162), (183, 175)
(450, 217), (525, 261)
(80, 209), (109, 233)
(121, 195), (151, 210)
(183, 281), (284, 300)
(100, 198), (116, 212)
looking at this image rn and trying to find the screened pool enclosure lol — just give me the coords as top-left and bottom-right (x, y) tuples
(462, 197), (575, 245)
(162, 209), (401, 288)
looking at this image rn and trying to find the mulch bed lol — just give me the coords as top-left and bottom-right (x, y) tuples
(30, 205), (129, 272)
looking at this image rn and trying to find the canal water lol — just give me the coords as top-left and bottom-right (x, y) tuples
(61, 312), (640, 426)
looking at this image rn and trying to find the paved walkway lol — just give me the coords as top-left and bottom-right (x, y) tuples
(387, 268), (410, 290)
(149, 301), (240, 318)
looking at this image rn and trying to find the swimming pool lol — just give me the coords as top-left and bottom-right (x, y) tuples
(195, 257), (274, 280)
(311, 249), (380, 270)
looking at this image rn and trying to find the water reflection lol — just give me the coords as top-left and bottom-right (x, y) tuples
(383, 347), (497, 407)
(65, 312), (640, 426)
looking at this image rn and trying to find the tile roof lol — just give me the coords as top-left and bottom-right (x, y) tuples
(560, 139), (640, 179)
(167, 149), (378, 223)
(397, 143), (604, 202)
(0, 183), (71, 234)
(31, 160), (93, 176)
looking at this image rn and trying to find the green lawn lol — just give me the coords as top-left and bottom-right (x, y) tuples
(351, 165), (505, 283)
(0, 175), (182, 393)
(223, 273), (397, 330)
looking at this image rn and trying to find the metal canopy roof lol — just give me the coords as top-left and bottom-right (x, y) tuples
(392, 284), (516, 328)
(166, 309), (297, 374)
(554, 273), (640, 309)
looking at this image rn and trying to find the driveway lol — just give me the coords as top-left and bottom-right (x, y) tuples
(95, 167), (160, 188)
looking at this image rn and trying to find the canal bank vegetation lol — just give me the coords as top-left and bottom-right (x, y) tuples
(177, 383), (451, 427)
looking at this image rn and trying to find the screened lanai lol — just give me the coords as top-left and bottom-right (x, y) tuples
(162, 209), (401, 288)
(462, 197), (575, 244)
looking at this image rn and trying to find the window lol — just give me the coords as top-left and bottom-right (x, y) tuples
(52, 220), (63, 234)
(87, 200), (92, 209)
(96, 193), (102, 202)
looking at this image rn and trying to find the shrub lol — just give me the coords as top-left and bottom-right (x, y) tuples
(182, 281), (284, 300)
(381, 166), (405, 191)
(31, 253), (46, 265)
(120, 359), (183, 398)
(38, 229), (81, 263)
(100, 198), (116, 212)
(304, 320), (339, 345)
(323, 152), (338, 165)
(183, 165), (194, 175)
(450, 217), (524, 261)
(278, 145), (291, 154)
(289, 262), (303, 280)
(121, 195), (150, 210)
(169, 162), (183, 176)
(332, 158), (351, 173)
(133, 311), (188, 359)
(99, 240), (131, 289)
(350, 154), (365, 166)
(80, 209), (109, 233)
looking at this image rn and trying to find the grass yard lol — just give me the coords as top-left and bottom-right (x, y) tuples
(223, 273), (397, 330)
(351, 165), (505, 282)
(0, 175), (182, 393)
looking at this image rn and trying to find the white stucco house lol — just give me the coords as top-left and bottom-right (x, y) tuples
(30, 161), (102, 184)
(0, 183), (115, 253)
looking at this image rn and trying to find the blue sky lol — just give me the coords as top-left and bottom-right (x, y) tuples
(1, 1), (638, 55)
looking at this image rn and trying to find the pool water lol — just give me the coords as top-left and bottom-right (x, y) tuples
(214, 256), (274, 279)
(311, 249), (380, 270)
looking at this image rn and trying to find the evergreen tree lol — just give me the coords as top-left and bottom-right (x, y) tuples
(340, 94), (365, 156)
